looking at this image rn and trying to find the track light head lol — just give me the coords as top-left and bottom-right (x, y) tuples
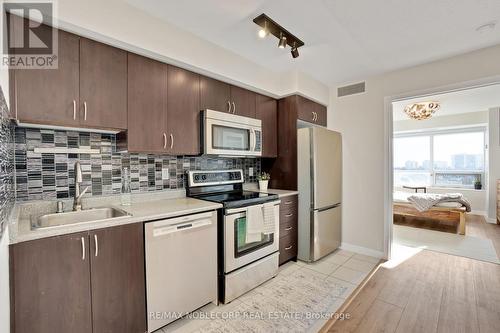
(278, 33), (287, 49)
(291, 42), (299, 58)
(258, 21), (268, 38)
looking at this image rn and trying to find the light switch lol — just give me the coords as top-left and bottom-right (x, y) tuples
(249, 167), (254, 177)
(162, 168), (169, 180)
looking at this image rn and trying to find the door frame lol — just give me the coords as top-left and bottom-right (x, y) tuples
(383, 75), (500, 260)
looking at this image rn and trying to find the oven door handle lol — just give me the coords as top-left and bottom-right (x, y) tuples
(225, 201), (281, 215)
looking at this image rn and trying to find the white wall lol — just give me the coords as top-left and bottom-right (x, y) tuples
(52, 0), (329, 105)
(329, 44), (500, 255)
(488, 108), (500, 222)
(393, 111), (488, 132)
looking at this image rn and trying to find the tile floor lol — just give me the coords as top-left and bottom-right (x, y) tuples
(158, 249), (380, 333)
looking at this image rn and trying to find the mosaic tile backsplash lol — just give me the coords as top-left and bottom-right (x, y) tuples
(14, 128), (261, 201)
(0, 86), (14, 239)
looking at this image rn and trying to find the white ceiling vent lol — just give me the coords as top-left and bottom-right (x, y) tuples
(337, 82), (365, 97)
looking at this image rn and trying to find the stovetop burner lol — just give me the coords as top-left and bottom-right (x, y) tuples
(195, 190), (278, 208)
(186, 169), (279, 208)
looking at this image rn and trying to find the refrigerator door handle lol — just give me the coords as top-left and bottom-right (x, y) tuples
(314, 203), (341, 212)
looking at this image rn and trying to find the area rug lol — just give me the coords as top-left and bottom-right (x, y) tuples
(393, 225), (500, 264)
(190, 268), (348, 333)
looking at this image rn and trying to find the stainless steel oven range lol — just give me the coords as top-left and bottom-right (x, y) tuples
(186, 169), (280, 304)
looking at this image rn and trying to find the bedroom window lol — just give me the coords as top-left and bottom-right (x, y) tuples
(394, 128), (486, 189)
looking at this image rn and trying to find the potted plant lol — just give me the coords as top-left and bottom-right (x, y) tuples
(258, 172), (271, 191)
(474, 180), (482, 190)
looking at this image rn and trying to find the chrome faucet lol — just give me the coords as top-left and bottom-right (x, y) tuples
(73, 161), (89, 211)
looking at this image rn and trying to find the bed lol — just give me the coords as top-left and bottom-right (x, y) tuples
(393, 191), (467, 235)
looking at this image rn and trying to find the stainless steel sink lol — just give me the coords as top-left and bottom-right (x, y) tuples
(31, 207), (131, 230)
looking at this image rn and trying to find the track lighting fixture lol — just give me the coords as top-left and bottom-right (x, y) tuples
(278, 33), (287, 49)
(253, 13), (304, 59)
(291, 42), (299, 58)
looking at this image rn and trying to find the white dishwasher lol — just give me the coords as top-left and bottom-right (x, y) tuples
(145, 211), (218, 332)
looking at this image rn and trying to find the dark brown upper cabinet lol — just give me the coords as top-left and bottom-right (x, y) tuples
(79, 38), (127, 130)
(90, 224), (146, 333)
(200, 76), (257, 118)
(256, 94), (278, 158)
(314, 103), (327, 126)
(200, 76), (231, 112)
(268, 95), (328, 190)
(10, 225), (146, 333)
(297, 95), (327, 126)
(127, 53), (168, 153)
(230, 86), (256, 118)
(10, 232), (93, 333)
(10, 16), (127, 131)
(167, 66), (201, 155)
(10, 18), (80, 127)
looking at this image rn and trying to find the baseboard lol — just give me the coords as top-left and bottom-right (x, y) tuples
(486, 217), (497, 224)
(340, 242), (384, 259)
(470, 210), (487, 216)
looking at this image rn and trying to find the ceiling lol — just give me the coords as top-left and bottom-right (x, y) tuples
(392, 84), (500, 121)
(122, 0), (500, 86)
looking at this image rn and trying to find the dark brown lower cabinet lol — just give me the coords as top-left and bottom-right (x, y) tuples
(10, 225), (146, 333)
(10, 232), (92, 333)
(279, 195), (298, 265)
(90, 224), (146, 333)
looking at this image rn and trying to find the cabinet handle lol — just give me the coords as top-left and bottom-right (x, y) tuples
(163, 133), (167, 149)
(285, 245), (293, 250)
(83, 102), (88, 121)
(73, 100), (77, 120)
(312, 111), (315, 121)
(285, 213), (293, 217)
(284, 201), (293, 205)
(170, 134), (174, 149)
(81, 237), (85, 260)
(227, 101), (231, 113)
(232, 101), (236, 114)
(94, 234), (99, 257)
(285, 226), (293, 231)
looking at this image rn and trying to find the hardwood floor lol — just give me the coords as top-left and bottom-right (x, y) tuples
(323, 249), (500, 333)
(395, 213), (500, 256)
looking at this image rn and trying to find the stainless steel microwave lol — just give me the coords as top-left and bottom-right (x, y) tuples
(202, 109), (262, 157)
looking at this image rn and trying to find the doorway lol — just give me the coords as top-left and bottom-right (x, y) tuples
(387, 84), (500, 264)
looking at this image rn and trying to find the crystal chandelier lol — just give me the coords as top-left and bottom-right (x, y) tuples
(403, 101), (440, 120)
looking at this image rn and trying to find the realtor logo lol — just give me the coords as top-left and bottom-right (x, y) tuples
(2, 1), (58, 69)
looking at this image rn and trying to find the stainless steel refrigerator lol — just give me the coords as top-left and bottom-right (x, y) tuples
(297, 126), (342, 262)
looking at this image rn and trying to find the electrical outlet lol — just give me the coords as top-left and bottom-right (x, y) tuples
(162, 168), (169, 180)
(249, 167), (254, 177)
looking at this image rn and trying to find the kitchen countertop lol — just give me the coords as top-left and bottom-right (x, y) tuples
(9, 190), (222, 244)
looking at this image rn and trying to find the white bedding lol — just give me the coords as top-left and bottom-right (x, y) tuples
(393, 191), (462, 208)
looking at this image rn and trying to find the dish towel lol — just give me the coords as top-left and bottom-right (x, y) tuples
(246, 205), (264, 243)
(262, 203), (276, 235)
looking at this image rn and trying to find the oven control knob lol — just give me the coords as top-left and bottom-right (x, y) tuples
(194, 175), (200, 181)
(202, 175), (207, 181)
